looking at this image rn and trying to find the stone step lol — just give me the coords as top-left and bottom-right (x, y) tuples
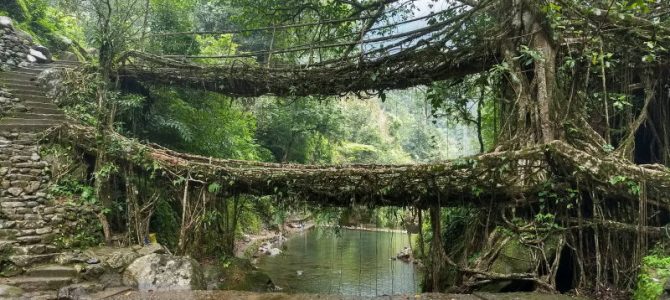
(25, 264), (78, 278)
(5, 95), (50, 104)
(13, 113), (65, 120)
(0, 118), (63, 126)
(7, 95), (52, 103)
(0, 72), (39, 81)
(13, 244), (59, 255)
(12, 69), (43, 76)
(0, 123), (58, 131)
(1, 83), (48, 92)
(0, 78), (42, 86)
(0, 276), (73, 292)
(5, 90), (46, 98)
(8, 253), (58, 267)
(26, 106), (61, 115)
(23, 102), (58, 110)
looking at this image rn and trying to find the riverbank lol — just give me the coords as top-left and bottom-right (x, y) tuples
(234, 220), (317, 258)
(324, 224), (410, 234)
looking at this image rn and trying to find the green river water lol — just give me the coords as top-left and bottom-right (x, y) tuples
(256, 227), (421, 297)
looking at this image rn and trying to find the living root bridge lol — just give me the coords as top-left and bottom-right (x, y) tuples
(47, 124), (670, 208)
(117, 49), (490, 97)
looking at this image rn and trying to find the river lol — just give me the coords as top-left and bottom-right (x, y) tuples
(256, 227), (421, 297)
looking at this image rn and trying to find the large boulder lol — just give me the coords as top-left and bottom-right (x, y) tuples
(31, 45), (52, 63)
(84, 246), (141, 271)
(123, 254), (205, 291)
(29, 49), (48, 63)
(0, 16), (13, 29)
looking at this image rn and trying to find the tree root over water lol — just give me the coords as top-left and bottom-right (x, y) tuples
(46, 123), (670, 294)
(46, 123), (670, 207)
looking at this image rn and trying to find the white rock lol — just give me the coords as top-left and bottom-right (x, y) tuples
(123, 254), (205, 291)
(26, 55), (36, 63)
(0, 17), (12, 28)
(29, 49), (47, 62)
(268, 248), (282, 256)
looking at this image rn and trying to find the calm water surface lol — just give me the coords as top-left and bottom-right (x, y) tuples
(256, 227), (421, 297)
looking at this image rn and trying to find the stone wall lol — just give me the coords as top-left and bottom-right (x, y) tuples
(0, 131), (96, 274)
(0, 88), (24, 118)
(0, 17), (32, 70)
(0, 16), (52, 71)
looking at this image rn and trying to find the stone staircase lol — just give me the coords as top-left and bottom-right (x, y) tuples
(0, 61), (78, 131)
(0, 60), (80, 298)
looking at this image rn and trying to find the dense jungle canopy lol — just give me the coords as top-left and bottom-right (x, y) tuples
(3, 0), (670, 298)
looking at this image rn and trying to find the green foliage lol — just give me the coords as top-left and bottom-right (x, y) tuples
(53, 69), (100, 125)
(254, 97), (344, 163)
(195, 34), (255, 65)
(609, 175), (641, 196)
(50, 178), (97, 206)
(634, 253), (670, 300)
(53, 209), (103, 249)
(0, 0), (29, 22)
(147, 0), (198, 54)
(335, 142), (380, 163)
(150, 198), (180, 250)
(131, 87), (270, 161)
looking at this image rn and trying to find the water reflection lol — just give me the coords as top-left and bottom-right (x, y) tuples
(256, 227), (421, 297)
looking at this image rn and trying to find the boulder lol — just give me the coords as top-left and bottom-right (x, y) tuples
(136, 243), (166, 256)
(80, 264), (106, 281)
(0, 17), (12, 29)
(123, 254), (205, 291)
(60, 51), (79, 62)
(55, 251), (90, 264)
(84, 247), (141, 271)
(31, 45), (52, 63)
(29, 49), (48, 63)
(268, 248), (282, 256)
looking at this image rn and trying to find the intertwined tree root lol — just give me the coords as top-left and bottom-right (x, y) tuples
(47, 123), (670, 208)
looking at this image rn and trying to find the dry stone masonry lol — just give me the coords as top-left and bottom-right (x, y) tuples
(0, 131), (61, 272)
(0, 88), (24, 118)
(0, 16), (51, 71)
